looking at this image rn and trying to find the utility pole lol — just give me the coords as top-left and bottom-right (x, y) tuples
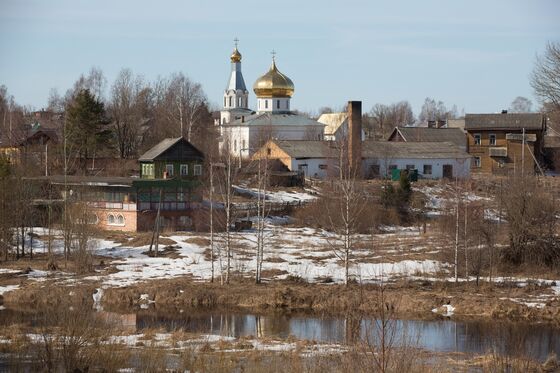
(464, 201), (468, 281)
(521, 127), (525, 178)
(44, 143), (48, 176)
(149, 188), (163, 257)
(454, 178), (459, 283)
(210, 161), (214, 283)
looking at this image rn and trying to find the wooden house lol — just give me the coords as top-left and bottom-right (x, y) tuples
(139, 137), (204, 179)
(464, 113), (546, 174)
(33, 137), (206, 232)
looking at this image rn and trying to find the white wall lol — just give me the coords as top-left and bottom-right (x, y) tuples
(256, 97), (290, 113)
(363, 157), (471, 179)
(290, 158), (332, 179)
(224, 124), (324, 158)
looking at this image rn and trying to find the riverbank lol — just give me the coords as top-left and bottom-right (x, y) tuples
(2, 276), (560, 324)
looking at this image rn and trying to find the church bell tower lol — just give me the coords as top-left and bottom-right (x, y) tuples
(220, 39), (251, 125)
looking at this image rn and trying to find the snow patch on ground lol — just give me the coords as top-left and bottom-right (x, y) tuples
(0, 284), (19, 296)
(432, 304), (455, 317)
(93, 288), (103, 311)
(0, 268), (20, 274)
(234, 185), (317, 203)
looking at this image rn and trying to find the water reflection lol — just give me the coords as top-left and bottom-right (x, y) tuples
(1, 306), (558, 362)
(136, 310), (560, 361)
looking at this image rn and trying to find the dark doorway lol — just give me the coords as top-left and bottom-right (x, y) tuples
(443, 164), (453, 178)
(298, 164), (308, 177)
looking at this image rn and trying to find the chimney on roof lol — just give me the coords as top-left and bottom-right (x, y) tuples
(347, 101), (362, 177)
(501, 110), (508, 114)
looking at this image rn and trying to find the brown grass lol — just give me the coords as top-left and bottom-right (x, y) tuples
(266, 256), (288, 263)
(183, 237), (211, 246)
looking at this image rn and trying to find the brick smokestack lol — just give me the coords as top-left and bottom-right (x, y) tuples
(347, 101), (362, 177)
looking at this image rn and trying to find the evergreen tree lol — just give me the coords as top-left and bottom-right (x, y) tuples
(65, 89), (109, 168)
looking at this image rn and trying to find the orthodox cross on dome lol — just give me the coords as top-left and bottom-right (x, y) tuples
(234, 37), (239, 48)
(271, 49), (276, 61)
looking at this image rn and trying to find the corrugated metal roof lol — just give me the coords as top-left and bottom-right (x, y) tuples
(138, 138), (182, 161)
(394, 127), (466, 148)
(227, 112), (325, 127)
(465, 113), (545, 130)
(274, 140), (336, 158)
(362, 141), (471, 159)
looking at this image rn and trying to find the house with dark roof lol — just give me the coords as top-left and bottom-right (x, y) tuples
(387, 127), (467, 151)
(33, 137), (206, 232)
(139, 137), (204, 179)
(464, 113), (546, 174)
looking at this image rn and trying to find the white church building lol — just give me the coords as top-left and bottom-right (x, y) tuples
(218, 44), (325, 158)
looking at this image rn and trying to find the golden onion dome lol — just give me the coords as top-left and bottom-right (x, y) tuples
(253, 59), (294, 98)
(230, 47), (242, 63)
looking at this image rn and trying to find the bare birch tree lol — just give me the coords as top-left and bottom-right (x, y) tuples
(324, 139), (366, 285)
(215, 139), (237, 284)
(253, 151), (270, 284)
(110, 68), (152, 158)
(531, 41), (560, 113)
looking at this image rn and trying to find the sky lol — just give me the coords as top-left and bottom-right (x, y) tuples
(0, 0), (559, 116)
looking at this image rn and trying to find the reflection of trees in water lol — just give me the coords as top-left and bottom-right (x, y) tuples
(460, 321), (559, 361)
(90, 309), (560, 361)
(254, 314), (291, 339)
(345, 314), (362, 345)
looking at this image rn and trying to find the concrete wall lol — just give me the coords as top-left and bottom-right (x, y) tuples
(363, 157), (471, 179)
(290, 158), (335, 179)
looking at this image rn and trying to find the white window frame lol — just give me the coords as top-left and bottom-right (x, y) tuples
(489, 133), (496, 146)
(166, 164), (174, 176)
(194, 164), (202, 176)
(474, 133), (481, 145)
(474, 156), (481, 168)
(180, 164), (188, 176)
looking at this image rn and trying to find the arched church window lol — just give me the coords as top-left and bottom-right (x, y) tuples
(276, 100), (280, 109)
(229, 96), (232, 107)
(224, 97), (226, 107)
(238, 97), (242, 107)
(265, 100), (268, 109)
(286, 100), (289, 110)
